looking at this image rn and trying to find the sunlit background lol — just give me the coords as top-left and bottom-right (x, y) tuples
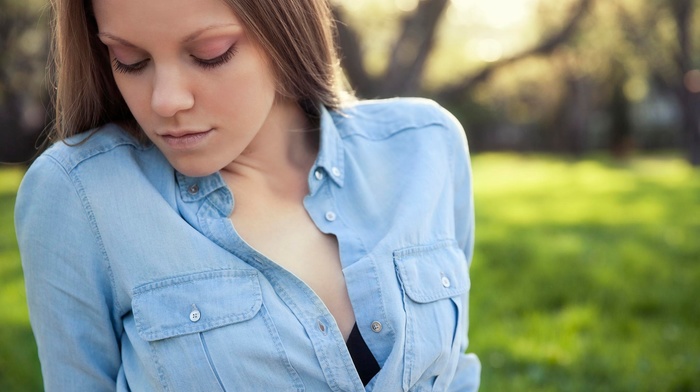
(1, 0), (699, 390)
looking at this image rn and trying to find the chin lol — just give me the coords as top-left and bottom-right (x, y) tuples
(170, 161), (220, 178)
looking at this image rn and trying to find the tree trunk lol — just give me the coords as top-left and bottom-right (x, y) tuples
(609, 62), (634, 157)
(332, 6), (378, 98)
(380, 0), (449, 96)
(333, 0), (450, 98)
(670, 0), (700, 166)
(550, 74), (592, 156)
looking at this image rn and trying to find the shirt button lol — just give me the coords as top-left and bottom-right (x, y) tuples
(314, 168), (324, 180)
(370, 321), (383, 333)
(441, 275), (451, 288)
(188, 183), (200, 194)
(331, 167), (341, 177)
(325, 211), (336, 222)
(189, 306), (201, 323)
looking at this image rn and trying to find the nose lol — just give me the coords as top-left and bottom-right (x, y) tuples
(151, 66), (194, 118)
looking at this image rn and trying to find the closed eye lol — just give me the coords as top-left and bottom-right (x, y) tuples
(113, 58), (149, 75)
(192, 44), (238, 69)
(110, 44), (237, 75)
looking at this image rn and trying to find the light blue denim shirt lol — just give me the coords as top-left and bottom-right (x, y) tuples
(15, 98), (480, 391)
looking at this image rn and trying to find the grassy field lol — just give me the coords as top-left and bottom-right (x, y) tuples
(1, 154), (698, 391)
(0, 166), (42, 391)
(469, 154), (700, 392)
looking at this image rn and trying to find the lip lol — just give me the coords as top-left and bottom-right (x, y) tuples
(159, 129), (213, 150)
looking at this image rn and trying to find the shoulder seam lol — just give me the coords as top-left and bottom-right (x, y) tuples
(334, 98), (453, 141)
(47, 139), (151, 174)
(340, 119), (450, 142)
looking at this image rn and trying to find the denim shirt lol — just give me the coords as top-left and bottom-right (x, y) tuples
(15, 98), (480, 391)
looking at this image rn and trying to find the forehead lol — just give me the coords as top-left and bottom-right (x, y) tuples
(91, 0), (241, 39)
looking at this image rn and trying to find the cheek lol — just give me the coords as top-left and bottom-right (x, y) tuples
(114, 76), (152, 120)
(206, 70), (276, 115)
(221, 47), (278, 104)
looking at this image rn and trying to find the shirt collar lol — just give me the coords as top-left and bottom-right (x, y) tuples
(315, 105), (345, 187)
(176, 171), (228, 203)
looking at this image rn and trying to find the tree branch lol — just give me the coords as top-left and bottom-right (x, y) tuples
(331, 5), (377, 97)
(436, 0), (594, 102)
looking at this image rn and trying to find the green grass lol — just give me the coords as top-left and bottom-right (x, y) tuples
(0, 166), (42, 392)
(469, 154), (700, 392)
(0, 154), (698, 391)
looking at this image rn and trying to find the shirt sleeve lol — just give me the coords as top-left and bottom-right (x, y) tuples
(444, 108), (475, 267)
(15, 154), (122, 391)
(439, 105), (482, 391)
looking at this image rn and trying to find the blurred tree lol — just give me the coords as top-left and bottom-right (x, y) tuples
(609, 62), (633, 157)
(669, 0), (700, 165)
(614, 0), (699, 165)
(2, 0), (697, 163)
(333, 0), (599, 156)
(335, 0), (451, 97)
(333, 0), (593, 100)
(334, 0), (700, 164)
(436, 0), (593, 102)
(0, 0), (49, 164)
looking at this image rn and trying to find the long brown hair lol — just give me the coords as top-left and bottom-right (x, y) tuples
(48, 0), (348, 143)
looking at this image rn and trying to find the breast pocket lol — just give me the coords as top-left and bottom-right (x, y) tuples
(132, 269), (304, 392)
(394, 241), (470, 390)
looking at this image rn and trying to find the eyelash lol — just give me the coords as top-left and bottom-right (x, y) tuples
(112, 45), (238, 75)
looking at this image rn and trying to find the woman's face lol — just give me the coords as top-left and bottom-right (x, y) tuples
(93, 0), (281, 177)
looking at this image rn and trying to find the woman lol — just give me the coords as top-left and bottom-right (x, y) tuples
(15, 0), (480, 390)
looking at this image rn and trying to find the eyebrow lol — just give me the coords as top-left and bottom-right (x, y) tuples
(97, 23), (239, 47)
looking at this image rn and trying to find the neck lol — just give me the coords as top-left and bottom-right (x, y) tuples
(221, 97), (318, 200)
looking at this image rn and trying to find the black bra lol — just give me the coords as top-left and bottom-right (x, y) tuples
(346, 323), (381, 386)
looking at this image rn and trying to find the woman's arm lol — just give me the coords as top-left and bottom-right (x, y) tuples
(443, 107), (482, 392)
(15, 155), (122, 391)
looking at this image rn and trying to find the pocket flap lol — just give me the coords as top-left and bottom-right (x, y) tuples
(394, 241), (470, 303)
(132, 269), (262, 341)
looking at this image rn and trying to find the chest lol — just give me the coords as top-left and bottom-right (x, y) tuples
(229, 198), (355, 339)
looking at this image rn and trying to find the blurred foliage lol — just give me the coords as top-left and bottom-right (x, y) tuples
(0, 0), (50, 163)
(333, 0), (700, 162)
(2, 0), (700, 163)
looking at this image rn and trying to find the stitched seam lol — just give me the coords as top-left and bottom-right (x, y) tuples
(447, 116), (475, 264)
(341, 121), (448, 142)
(45, 154), (125, 321)
(393, 239), (457, 258)
(333, 99), (449, 141)
(132, 269), (255, 293)
(49, 139), (150, 175)
(259, 304), (306, 391)
(148, 335), (170, 391)
(132, 271), (262, 340)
